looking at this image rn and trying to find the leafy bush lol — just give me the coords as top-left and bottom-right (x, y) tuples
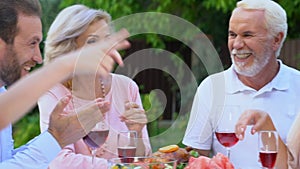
(12, 106), (40, 148)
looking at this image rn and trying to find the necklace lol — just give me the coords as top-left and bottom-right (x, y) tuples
(100, 79), (106, 98)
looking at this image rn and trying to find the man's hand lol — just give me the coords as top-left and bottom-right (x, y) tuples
(120, 102), (147, 136)
(47, 95), (107, 148)
(68, 29), (130, 77)
(235, 109), (276, 140)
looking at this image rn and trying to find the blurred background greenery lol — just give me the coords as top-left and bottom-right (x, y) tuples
(13, 0), (300, 149)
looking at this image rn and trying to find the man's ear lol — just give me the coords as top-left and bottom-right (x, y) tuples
(0, 38), (7, 57)
(272, 32), (284, 51)
(0, 38), (6, 47)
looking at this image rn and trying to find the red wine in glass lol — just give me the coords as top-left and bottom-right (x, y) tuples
(215, 132), (239, 147)
(83, 130), (109, 167)
(83, 130), (109, 149)
(117, 130), (137, 163)
(214, 105), (240, 160)
(259, 151), (277, 168)
(118, 146), (136, 163)
(258, 131), (278, 169)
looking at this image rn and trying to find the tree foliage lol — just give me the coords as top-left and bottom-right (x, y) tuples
(13, 0), (300, 147)
(40, 0), (300, 53)
(49, 0), (232, 49)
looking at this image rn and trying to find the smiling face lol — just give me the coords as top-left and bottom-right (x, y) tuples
(0, 14), (42, 86)
(75, 19), (120, 70)
(228, 8), (276, 77)
(76, 19), (110, 48)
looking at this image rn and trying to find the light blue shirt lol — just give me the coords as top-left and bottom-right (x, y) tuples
(0, 86), (61, 169)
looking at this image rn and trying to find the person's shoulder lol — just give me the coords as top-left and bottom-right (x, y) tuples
(112, 73), (136, 83)
(112, 73), (138, 89)
(111, 74), (140, 96)
(282, 63), (300, 76)
(47, 83), (70, 96)
(112, 73), (132, 80)
(196, 70), (228, 94)
(281, 64), (300, 81)
(280, 64), (300, 91)
(201, 69), (228, 84)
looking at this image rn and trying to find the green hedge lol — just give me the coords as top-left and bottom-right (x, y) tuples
(12, 106), (40, 148)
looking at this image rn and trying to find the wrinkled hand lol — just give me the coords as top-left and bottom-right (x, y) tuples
(235, 109), (276, 141)
(120, 102), (147, 135)
(47, 95), (107, 148)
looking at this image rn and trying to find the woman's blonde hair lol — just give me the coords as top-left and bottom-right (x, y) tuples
(44, 4), (111, 89)
(44, 4), (111, 64)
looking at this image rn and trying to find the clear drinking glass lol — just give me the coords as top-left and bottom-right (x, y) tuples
(83, 120), (109, 168)
(117, 130), (137, 163)
(258, 131), (278, 169)
(215, 105), (240, 160)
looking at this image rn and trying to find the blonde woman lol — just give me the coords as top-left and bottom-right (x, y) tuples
(38, 4), (151, 168)
(0, 0), (129, 168)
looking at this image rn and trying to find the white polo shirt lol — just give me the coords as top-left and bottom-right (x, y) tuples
(183, 60), (300, 169)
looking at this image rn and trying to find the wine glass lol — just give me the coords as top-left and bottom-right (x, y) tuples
(258, 131), (278, 169)
(215, 105), (240, 160)
(83, 120), (109, 167)
(117, 130), (137, 163)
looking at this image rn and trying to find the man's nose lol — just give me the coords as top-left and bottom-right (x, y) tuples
(33, 47), (43, 64)
(232, 36), (245, 49)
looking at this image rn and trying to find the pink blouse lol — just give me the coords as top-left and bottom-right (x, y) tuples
(38, 74), (152, 168)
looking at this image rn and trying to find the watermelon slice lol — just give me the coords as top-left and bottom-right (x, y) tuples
(185, 153), (234, 169)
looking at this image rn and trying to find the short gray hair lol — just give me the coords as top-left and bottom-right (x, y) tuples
(44, 4), (111, 64)
(236, 0), (287, 57)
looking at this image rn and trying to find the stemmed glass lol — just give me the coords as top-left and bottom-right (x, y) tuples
(117, 130), (137, 163)
(258, 131), (278, 169)
(215, 105), (240, 160)
(83, 120), (109, 167)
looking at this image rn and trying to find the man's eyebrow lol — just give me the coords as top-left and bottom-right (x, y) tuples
(228, 30), (254, 35)
(88, 34), (99, 38)
(31, 36), (42, 43)
(243, 31), (254, 34)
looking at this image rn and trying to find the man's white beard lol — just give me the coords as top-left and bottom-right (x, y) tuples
(231, 49), (272, 77)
